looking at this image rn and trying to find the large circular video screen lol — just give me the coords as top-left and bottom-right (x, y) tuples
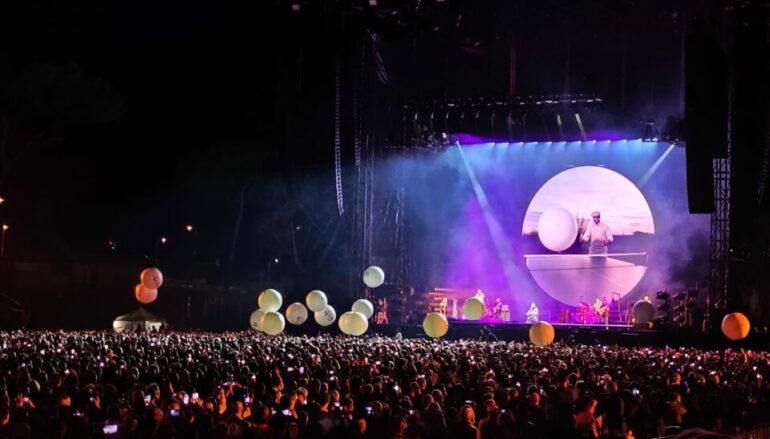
(522, 166), (655, 307)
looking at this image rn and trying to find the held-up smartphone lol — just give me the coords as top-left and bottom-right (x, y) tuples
(282, 409), (291, 416)
(144, 395), (151, 406)
(102, 424), (118, 435)
(244, 396), (251, 404)
(633, 389), (640, 396)
(191, 392), (199, 402)
(170, 409), (179, 417)
(183, 395), (189, 405)
(333, 402), (340, 408)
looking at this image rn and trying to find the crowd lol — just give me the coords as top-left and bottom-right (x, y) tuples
(0, 330), (767, 439)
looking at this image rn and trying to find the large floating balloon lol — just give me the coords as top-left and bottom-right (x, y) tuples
(306, 290), (328, 313)
(249, 309), (265, 331)
(352, 299), (374, 319)
(721, 312), (750, 341)
(339, 311), (368, 336)
(286, 303), (309, 325)
(537, 208), (578, 252)
(529, 321), (555, 347)
(261, 312), (285, 336)
(462, 297), (485, 320)
(140, 267), (164, 290)
(314, 305), (336, 327)
(632, 300), (655, 324)
(363, 266), (385, 289)
(258, 289), (283, 312)
(423, 313), (449, 338)
(135, 284), (158, 305)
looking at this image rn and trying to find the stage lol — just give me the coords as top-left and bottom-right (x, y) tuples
(357, 321), (770, 349)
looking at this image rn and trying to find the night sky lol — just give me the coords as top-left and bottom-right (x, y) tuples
(0, 0), (687, 269)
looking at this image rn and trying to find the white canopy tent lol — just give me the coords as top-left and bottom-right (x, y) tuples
(112, 307), (167, 333)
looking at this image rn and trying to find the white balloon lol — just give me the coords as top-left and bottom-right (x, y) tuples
(286, 302), (309, 325)
(314, 305), (336, 327)
(463, 297), (485, 320)
(261, 312), (285, 336)
(363, 266), (385, 288)
(537, 208), (578, 252)
(306, 290), (328, 313)
(258, 289), (283, 312)
(339, 311), (368, 336)
(249, 309), (265, 331)
(351, 299), (374, 319)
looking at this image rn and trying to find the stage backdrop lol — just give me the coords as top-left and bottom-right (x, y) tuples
(377, 140), (710, 321)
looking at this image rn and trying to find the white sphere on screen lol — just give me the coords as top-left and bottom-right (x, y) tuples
(258, 289), (282, 312)
(351, 299), (374, 319)
(249, 309), (265, 331)
(339, 311), (369, 336)
(363, 266), (385, 288)
(135, 284), (158, 304)
(306, 290), (328, 312)
(286, 303), (309, 325)
(314, 305), (336, 327)
(537, 208), (578, 252)
(261, 312), (285, 336)
(140, 267), (164, 290)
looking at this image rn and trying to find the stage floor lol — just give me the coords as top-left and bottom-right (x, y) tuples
(357, 321), (769, 349)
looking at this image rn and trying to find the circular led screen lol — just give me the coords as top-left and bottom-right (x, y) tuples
(522, 166), (654, 307)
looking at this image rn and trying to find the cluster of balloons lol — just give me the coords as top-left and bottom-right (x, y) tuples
(135, 268), (163, 305)
(250, 289), (286, 335)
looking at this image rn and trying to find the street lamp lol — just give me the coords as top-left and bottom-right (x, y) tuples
(185, 224), (198, 256)
(1, 224), (8, 257)
(154, 236), (167, 264)
(267, 257), (279, 283)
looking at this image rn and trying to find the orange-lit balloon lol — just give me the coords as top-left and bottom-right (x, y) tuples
(529, 321), (555, 347)
(135, 284), (158, 304)
(721, 312), (751, 341)
(140, 267), (164, 290)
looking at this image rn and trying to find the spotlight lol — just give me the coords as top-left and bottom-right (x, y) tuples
(656, 291), (670, 300)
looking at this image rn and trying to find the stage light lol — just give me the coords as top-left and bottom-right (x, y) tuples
(656, 291), (669, 300)
(673, 291), (687, 301)
(658, 303), (670, 312)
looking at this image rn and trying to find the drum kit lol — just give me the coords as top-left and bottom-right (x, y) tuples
(572, 300), (609, 324)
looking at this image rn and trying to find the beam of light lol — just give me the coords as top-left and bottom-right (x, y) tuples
(636, 143), (676, 188)
(574, 113), (587, 141)
(556, 114), (564, 141)
(455, 142), (521, 303)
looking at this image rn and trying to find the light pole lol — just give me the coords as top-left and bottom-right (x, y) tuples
(1, 225), (8, 257)
(154, 236), (167, 264)
(266, 257), (279, 283)
(185, 224), (197, 256)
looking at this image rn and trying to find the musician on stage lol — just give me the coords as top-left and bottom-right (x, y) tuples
(593, 296), (609, 325)
(581, 211), (613, 255)
(451, 298), (458, 319)
(492, 298), (503, 320)
(526, 302), (540, 323)
(438, 297), (448, 315)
